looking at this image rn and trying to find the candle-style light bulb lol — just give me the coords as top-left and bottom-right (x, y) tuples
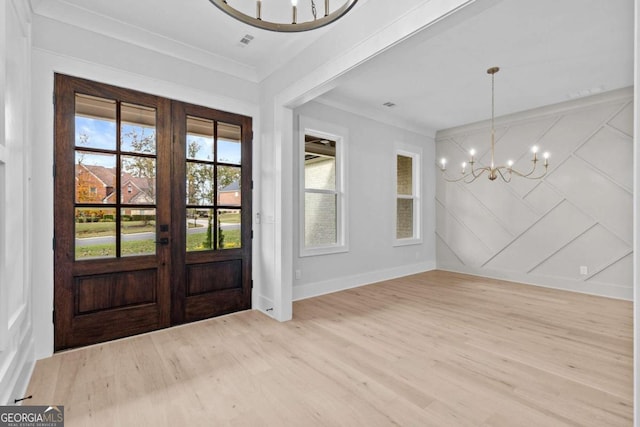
(531, 146), (539, 154)
(543, 152), (550, 166)
(256, 0), (262, 20)
(469, 148), (476, 157)
(461, 162), (467, 173)
(507, 160), (514, 169)
(292, 0), (298, 23)
(440, 158), (447, 170)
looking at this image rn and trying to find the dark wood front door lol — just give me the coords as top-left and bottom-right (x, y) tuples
(54, 74), (252, 351)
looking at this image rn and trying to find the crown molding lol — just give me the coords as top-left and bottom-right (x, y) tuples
(314, 95), (436, 138)
(436, 86), (634, 139)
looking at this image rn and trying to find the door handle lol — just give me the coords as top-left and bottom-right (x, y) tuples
(155, 237), (170, 245)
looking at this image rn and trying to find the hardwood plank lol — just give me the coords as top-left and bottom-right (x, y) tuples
(26, 271), (633, 426)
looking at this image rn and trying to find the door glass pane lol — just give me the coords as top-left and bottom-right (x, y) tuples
(75, 207), (116, 260)
(217, 209), (241, 249)
(186, 208), (214, 252)
(121, 103), (156, 154)
(186, 162), (214, 205)
(305, 138), (336, 191)
(304, 192), (337, 247)
(397, 198), (414, 239)
(397, 155), (413, 195)
(75, 151), (116, 204)
(75, 94), (116, 150)
(217, 166), (241, 206)
(121, 208), (156, 257)
(121, 155), (156, 204)
(187, 116), (214, 161)
(217, 123), (241, 165)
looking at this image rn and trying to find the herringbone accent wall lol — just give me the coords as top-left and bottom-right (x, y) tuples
(435, 89), (632, 299)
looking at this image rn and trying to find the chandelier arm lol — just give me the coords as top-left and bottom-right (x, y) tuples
(496, 167), (513, 183)
(470, 165), (489, 180)
(209, 0), (358, 32)
(509, 166), (549, 180)
(509, 163), (548, 179)
(439, 166), (489, 183)
(513, 160), (540, 178)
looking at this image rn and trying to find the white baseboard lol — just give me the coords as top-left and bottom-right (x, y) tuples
(293, 261), (437, 301)
(0, 334), (35, 406)
(437, 264), (633, 301)
(253, 293), (275, 316)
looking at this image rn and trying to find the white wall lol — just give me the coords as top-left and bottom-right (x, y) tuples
(436, 88), (633, 300)
(0, 0), (34, 405)
(292, 101), (436, 301)
(258, 0), (480, 321)
(29, 14), (260, 360)
(633, 0), (639, 421)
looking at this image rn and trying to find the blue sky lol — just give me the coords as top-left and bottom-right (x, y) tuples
(75, 116), (241, 166)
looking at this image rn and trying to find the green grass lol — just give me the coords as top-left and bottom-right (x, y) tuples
(76, 229), (241, 259)
(75, 221), (156, 238)
(187, 228), (241, 251)
(218, 212), (240, 224)
(76, 239), (155, 259)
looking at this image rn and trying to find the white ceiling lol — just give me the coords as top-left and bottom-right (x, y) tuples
(29, 0), (339, 81)
(316, 0), (634, 133)
(29, 0), (634, 133)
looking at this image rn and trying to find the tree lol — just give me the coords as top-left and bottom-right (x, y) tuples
(204, 216), (213, 249)
(121, 127), (156, 202)
(186, 140), (212, 205)
(76, 154), (102, 203)
(217, 165), (240, 193)
(217, 217), (225, 249)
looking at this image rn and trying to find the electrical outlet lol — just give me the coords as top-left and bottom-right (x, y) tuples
(579, 266), (588, 275)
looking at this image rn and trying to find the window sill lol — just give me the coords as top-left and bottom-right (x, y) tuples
(300, 245), (349, 258)
(393, 238), (422, 247)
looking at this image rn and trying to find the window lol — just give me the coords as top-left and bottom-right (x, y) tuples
(73, 94), (158, 259)
(186, 118), (242, 251)
(299, 117), (347, 256)
(395, 149), (421, 245)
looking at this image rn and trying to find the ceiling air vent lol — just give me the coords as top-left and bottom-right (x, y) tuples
(239, 34), (254, 47)
(383, 101), (396, 108)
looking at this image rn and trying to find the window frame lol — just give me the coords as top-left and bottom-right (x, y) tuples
(393, 147), (422, 246)
(298, 116), (348, 257)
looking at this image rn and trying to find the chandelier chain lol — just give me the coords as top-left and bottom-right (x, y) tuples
(491, 67), (495, 169)
(311, 0), (318, 20)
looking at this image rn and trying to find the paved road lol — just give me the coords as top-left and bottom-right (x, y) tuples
(76, 223), (240, 246)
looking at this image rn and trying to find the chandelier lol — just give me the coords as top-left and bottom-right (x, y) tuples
(208, 0), (358, 32)
(439, 67), (549, 183)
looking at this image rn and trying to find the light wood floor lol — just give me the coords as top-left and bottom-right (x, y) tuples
(26, 270), (633, 426)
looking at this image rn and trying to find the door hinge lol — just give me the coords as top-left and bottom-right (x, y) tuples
(251, 180), (254, 190)
(52, 92), (55, 105)
(251, 280), (253, 289)
(52, 163), (56, 178)
(251, 230), (253, 239)
(52, 310), (56, 324)
(52, 237), (56, 250)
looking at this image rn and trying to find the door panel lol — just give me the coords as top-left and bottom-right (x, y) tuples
(171, 102), (252, 325)
(54, 75), (252, 351)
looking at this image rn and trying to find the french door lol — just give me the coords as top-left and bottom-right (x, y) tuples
(54, 74), (252, 351)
